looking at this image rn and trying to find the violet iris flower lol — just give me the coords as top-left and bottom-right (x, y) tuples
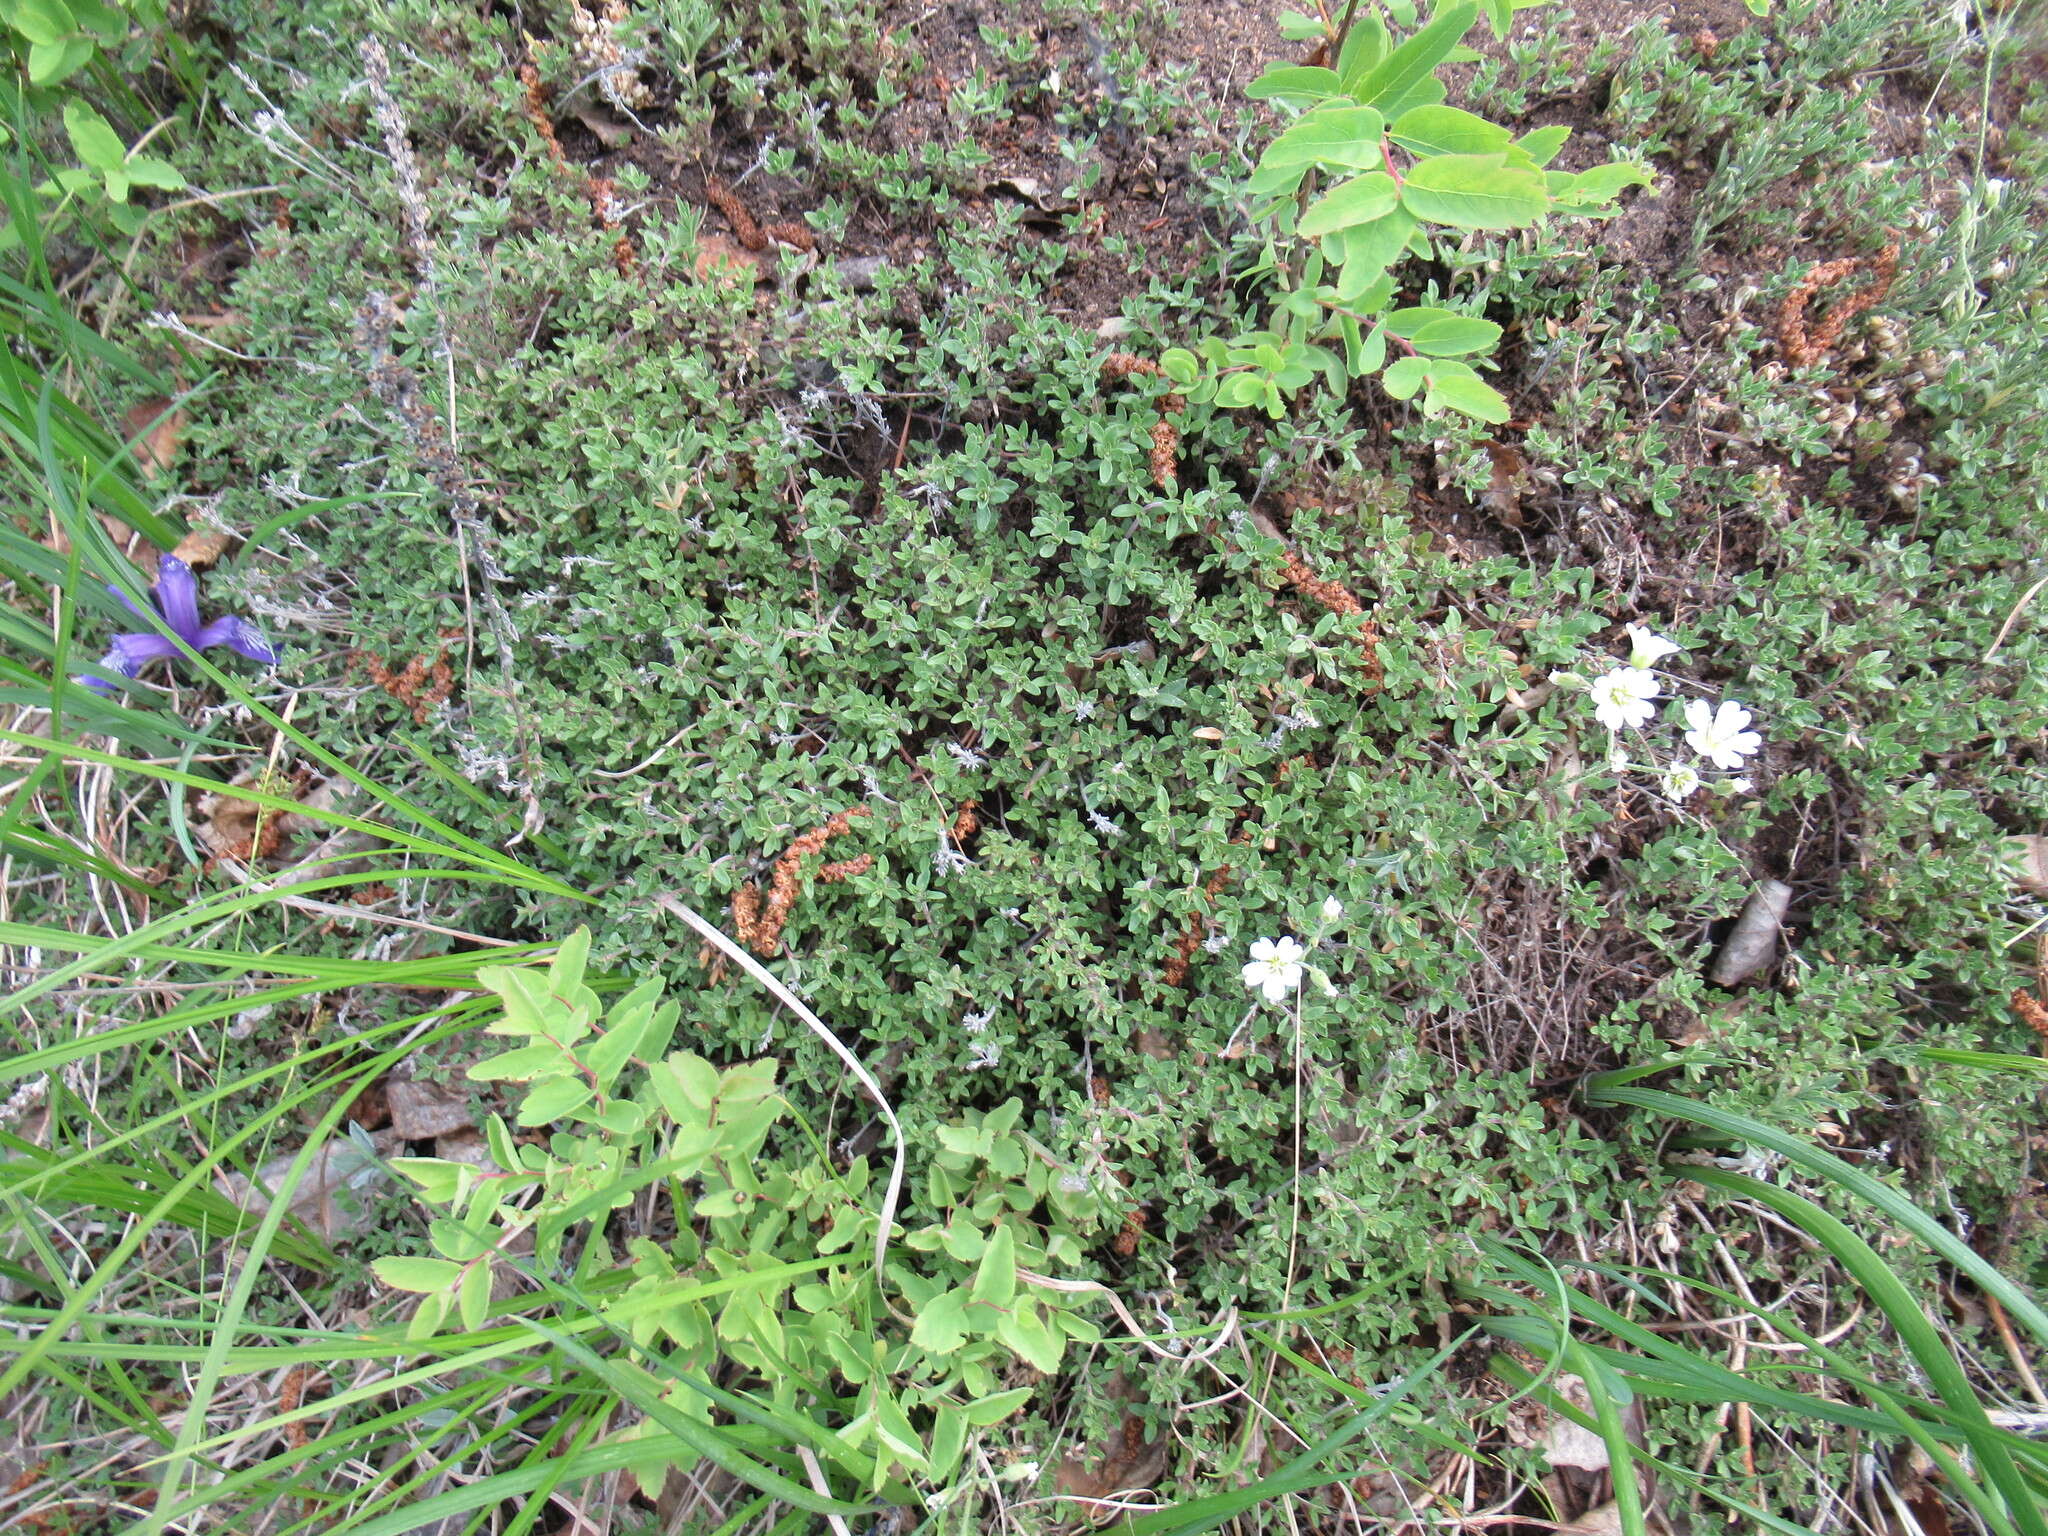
(77, 554), (277, 696)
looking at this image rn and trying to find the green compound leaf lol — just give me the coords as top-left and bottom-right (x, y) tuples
(1299, 171), (1400, 237)
(1400, 153), (1550, 229)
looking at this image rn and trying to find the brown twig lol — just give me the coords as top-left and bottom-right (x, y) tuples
(1102, 353), (1184, 491)
(2013, 989), (2048, 1052)
(1280, 550), (1383, 688)
(352, 627), (460, 724)
(732, 807), (873, 956)
(1776, 239), (1900, 369)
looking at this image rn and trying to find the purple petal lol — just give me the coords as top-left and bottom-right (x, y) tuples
(74, 632), (180, 694)
(194, 614), (278, 666)
(107, 630), (184, 672)
(152, 555), (203, 642)
(105, 578), (154, 623)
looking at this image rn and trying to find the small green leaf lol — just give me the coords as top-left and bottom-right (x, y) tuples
(373, 1255), (462, 1293)
(1401, 153), (1550, 229)
(122, 154), (184, 192)
(1158, 347), (1199, 385)
(457, 1255), (493, 1330)
(1352, 3), (1476, 114)
(1382, 355), (1428, 400)
(996, 1298), (1065, 1373)
(1557, 160), (1655, 207)
(1423, 369), (1511, 423)
(1388, 104), (1511, 158)
(1335, 16), (1389, 89)
(1245, 64), (1341, 106)
(389, 1156), (465, 1203)
(911, 1287), (973, 1354)
(1215, 372), (1266, 409)
(11, 0), (77, 47)
(971, 1224), (1019, 1308)
(1248, 104), (1385, 196)
(928, 1404), (968, 1481)
(694, 1186), (748, 1219)
(963, 1386), (1035, 1426)
(1299, 170), (1400, 237)
(516, 1074), (595, 1126)
(1277, 10), (1326, 40)
(1331, 210), (1416, 297)
(1515, 124), (1571, 167)
(26, 35), (91, 84)
(62, 102), (127, 176)
(1409, 315), (1503, 356)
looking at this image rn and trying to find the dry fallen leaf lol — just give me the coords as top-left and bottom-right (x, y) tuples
(218, 1130), (403, 1241)
(123, 398), (186, 481)
(386, 1074), (476, 1140)
(693, 234), (763, 285)
(2004, 835), (2048, 897)
(170, 526), (234, 569)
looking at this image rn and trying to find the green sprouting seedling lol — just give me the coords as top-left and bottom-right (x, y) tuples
(372, 929), (1111, 1497)
(1177, 1), (1652, 423)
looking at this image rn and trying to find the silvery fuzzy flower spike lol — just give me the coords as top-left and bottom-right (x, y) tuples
(77, 553), (277, 696)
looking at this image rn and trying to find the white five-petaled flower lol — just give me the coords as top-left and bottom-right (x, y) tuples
(1588, 667), (1661, 732)
(1659, 760), (1703, 803)
(1320, 895), (1344, 924)
(1625, 624), (1682, 670)
(1241, 937), (1307, 1004)
(1683, 698), (1762, 769)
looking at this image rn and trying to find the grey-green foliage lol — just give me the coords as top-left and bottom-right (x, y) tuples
(1177, 0), (1651, 422)
(375, 929), (1112, 1497)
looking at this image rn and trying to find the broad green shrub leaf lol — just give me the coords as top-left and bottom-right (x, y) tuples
(964, 1387), (1034, 1425)
(1246, 64), (1340, 106)
(910, 1286), (971, 1353)
(1388, 104), (1511, 157)
(1329, 209), (1415, 295)
(1401, 153), (1550, 228)
(517, 1075), (595, 1125)
(1353, 3), (1475, 113)
(27, 36), (91, 83)
(1555, 160), (1655, 206)
(373, 1256), (462, 1292)
(62, 102), (126, 176)
(1516, 124), (1571, 166)
(1423, 367), (1510, 423)
(971, 1223), (1017, 1307)
(1382, 355), (1428, 399)
(10, 0), (76, 46)
(1248, 105), (1385, 195)
(1299, 170), (1399, 236)
(997, 1298), (1064, 1373)
(1409, 315), (1503, 356)
(1335, 16), (1389, 87)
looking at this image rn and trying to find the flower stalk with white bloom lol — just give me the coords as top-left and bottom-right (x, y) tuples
(1241, 937), (1306, 1004)
(1683, 698), (1763, 769)
(1625, 624), (1682, 670)
(1588, 667), (1660, 731)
